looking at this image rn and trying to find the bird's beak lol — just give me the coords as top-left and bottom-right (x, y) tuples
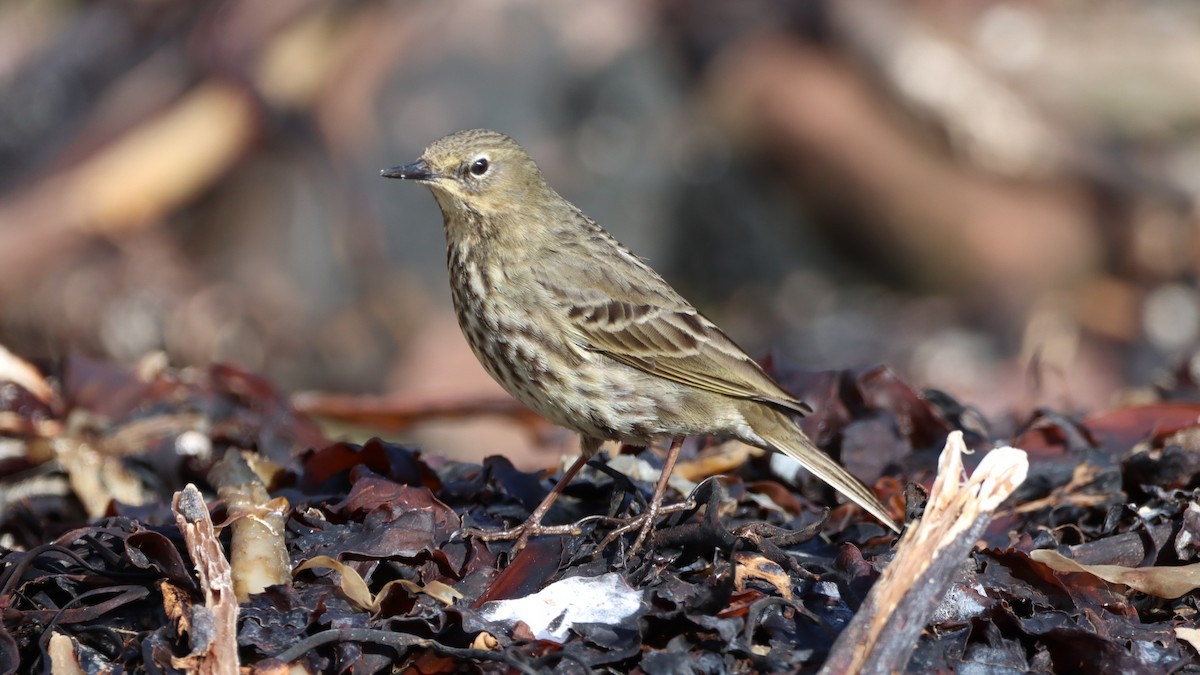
(381, 159), (436, 182)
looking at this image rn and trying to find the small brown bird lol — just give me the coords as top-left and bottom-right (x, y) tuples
(382, 129), (900, 551)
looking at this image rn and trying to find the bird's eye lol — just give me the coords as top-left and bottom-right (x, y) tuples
(469, 157), (489, 176)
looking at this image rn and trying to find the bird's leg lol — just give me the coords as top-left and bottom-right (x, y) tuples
(627, 436), (685, 556)
(512, 452), (591, 551)
(472, 451), (592, 552)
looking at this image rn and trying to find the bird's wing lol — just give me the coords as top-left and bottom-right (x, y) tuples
(533, 234), (811, 417)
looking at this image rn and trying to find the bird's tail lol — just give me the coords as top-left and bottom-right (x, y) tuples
(742, 404), (902, 533)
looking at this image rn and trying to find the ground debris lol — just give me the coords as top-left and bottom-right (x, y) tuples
(0, 351), (1198, 672)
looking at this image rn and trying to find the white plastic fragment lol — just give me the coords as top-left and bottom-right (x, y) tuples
(478, 572), (643, 643)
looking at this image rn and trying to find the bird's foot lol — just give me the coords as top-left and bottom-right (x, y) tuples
(604, 436), (686, 560)
(456, 453), (598, 554)
(596, 499), (696, 558)
(459, 515), (606, 554)
(629, 498), (661, 555)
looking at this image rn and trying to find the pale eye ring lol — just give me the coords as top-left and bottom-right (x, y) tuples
(469, 157), (489, 176)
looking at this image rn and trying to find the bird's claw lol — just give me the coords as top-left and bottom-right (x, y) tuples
(456, 515), (610, 553)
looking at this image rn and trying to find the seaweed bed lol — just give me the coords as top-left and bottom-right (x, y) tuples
(1, 351), (1199, 672)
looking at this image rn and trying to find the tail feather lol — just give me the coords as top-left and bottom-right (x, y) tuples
(743, 405), (902, 534)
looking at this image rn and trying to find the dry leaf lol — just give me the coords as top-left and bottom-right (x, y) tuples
(1030, 549), (1200, 599)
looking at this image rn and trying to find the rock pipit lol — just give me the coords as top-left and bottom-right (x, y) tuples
(382, 129), (901, 553)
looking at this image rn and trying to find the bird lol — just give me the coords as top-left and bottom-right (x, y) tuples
(381, 129), (901, 553)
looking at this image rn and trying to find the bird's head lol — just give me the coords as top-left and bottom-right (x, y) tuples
(381, 129), (547, 218)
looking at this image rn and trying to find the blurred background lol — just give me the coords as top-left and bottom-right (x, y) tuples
(2, 0), (1199, 464)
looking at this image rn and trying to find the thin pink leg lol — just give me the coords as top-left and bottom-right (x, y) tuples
(629, 436), (684, 555)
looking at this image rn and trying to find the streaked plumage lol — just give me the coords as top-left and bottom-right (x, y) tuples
(382, 129), (900, 538)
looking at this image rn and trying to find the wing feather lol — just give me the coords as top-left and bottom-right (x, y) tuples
(533, 233), (811, 417)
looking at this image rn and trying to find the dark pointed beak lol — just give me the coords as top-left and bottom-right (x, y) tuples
(381, 159), (435, 181)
